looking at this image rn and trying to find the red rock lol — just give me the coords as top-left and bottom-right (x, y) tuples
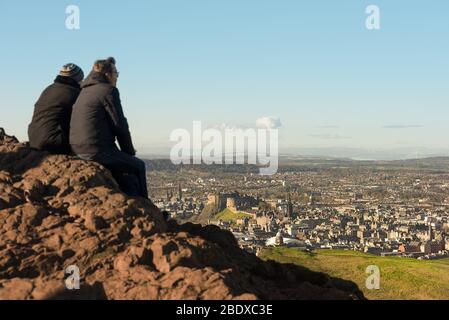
(0, 278), (34, 299)
(79, 236), (100, 252)
(45, 234), (63, 251)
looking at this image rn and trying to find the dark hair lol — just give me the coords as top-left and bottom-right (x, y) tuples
(93, 57), (116, 75)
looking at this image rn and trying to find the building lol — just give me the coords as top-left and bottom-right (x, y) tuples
(422, 240), (444, 254)
(399, 241), (421, 253)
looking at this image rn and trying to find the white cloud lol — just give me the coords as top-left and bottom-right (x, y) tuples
(256, 116), (282, 129)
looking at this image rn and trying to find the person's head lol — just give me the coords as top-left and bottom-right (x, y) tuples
(93, 57), (118, 86)
(59, 63), (84, 84)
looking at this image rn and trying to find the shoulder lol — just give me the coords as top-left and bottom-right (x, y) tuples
(82, 82), (112, 95)
(41, 82), (77, 98)
(105, 86), (121, 100)
(108, 86), (120, 95)
(91, 83), (119, 95)
(57, 83), (81, 95)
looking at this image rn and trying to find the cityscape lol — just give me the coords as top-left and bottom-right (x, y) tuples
(148, 157), (449, 260)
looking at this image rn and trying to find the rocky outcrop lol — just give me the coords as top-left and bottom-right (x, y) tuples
(0, 128), (364, 300)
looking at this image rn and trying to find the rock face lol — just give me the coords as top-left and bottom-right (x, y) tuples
(0, 128), (364, 300)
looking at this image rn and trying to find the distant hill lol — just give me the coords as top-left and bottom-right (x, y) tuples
(143, 156), (449, 173)
(280, 147), (449, 161)
(260, 248), (449, 300)
(142, 159), (259, 173)
(143, 159), (178, 171)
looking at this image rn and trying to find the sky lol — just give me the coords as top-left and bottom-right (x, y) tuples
(0, 0), (448, 158)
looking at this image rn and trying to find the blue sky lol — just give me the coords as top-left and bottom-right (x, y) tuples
(0, 1), (448, 157)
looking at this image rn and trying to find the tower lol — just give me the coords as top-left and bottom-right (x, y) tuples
(275, 230), (284, 246)
(178, 183), (182, 200)
(309, 193), (315, 206)
(286, 192), (293, 218)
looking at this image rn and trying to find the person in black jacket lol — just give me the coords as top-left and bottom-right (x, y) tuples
(28, 63), (84, 154)
(70, 57), (148, 198)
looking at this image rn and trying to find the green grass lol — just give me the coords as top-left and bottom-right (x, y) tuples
(214, 208), (253, 221)
(260, 247), (449, 300)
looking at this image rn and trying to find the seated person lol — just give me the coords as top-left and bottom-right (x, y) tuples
(28, 63), (84, 154)
(69, 57), (148, 198)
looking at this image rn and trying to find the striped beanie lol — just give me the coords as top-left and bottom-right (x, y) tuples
(59, 63), (84, 83)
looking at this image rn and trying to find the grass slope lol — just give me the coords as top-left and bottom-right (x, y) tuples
(214, 208), (253, 221)
(260, 247), (449, 300)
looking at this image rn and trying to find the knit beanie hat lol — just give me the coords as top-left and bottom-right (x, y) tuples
(59, 63), (84, 83)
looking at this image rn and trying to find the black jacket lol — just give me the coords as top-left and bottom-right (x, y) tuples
(28, 76), (81, 153)
(69, 72), (135, 156)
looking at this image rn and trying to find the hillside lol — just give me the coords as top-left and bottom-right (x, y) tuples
(214, 208), (254, 222)
(0, 128), (363, 300)
(260, 248), (449, 300)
